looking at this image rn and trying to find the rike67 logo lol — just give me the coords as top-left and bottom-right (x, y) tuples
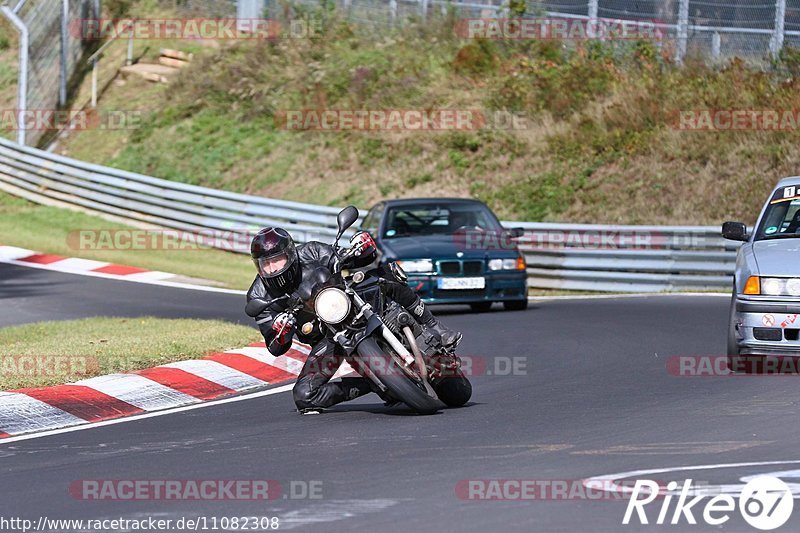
(624, 476), (793, 530)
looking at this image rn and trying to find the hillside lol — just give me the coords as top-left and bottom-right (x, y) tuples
(48, 7), (800, 226)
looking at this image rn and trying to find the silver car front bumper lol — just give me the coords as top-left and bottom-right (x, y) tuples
(733, 298), (800, 355)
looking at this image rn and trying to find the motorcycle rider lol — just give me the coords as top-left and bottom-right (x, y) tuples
(246, 227), (462, 413)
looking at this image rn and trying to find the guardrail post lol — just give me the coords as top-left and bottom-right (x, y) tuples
(676, 0), (689, 64)
(420, 0), (428, 20)
(770, 0), (786, 59)
(390, 0), (398, 22)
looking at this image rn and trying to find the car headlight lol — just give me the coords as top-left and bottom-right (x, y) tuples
(743, 276), (800, 297)
(488, 258), (526, 270)
(314, 288), (351, 324)
(787, 278), (800, 296)
(397, 259), (433, 273)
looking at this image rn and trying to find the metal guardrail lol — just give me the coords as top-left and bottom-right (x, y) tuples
(0, 137), (737, 292)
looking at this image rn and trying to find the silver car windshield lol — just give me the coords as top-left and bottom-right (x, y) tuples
(755, 185), (800, 240)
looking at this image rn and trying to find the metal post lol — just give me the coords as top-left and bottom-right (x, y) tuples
(770, 0), (786, 58)
(676, 0), (689, 65)
(390, 0), (397, 22)
(1, 6), (28, 145)
(587, 0), (598, 38)
(127, 24), (134, 66)
(91, 59), (98, 108)
(420, 0), (428, 20)
(711, 31), (720, 63)
(60, 0), (68, 107)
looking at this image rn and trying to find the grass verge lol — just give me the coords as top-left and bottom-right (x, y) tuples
(0, 316), (261, 390)
(0, 190), (256, 290)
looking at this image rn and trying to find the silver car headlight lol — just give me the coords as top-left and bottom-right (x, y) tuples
(314, 288), (351, 324)
(748, 277), (800, 297)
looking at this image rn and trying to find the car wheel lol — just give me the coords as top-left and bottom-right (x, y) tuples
(503, 299), (528, 311)
(470, 302), (493, 313)
(726, 288), (753, 373)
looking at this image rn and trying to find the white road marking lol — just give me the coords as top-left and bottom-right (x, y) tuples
(583, 460), (800, 497)
(0, 384), (295, 444)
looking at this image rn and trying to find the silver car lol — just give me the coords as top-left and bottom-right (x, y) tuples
(723, 177), (800, 370)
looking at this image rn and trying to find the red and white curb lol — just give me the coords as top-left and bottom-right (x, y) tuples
(0, 245), (178, 283)
(0, 341), (357, 438)
(0, 244), (244, 294)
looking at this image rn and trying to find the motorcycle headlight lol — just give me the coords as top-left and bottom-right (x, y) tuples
(314, 288), (351, 324)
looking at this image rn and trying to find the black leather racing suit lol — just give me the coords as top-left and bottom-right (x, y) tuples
(246, 241), (429, 410)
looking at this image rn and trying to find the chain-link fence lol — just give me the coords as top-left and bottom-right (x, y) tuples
(0, 0), (242, 147)
(263, 0), (800, 64)
(0, 0), (101, 146)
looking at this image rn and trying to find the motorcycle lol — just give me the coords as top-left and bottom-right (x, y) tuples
(245, 206), (472, 415)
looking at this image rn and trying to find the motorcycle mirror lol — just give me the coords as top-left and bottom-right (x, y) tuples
(335, 205), (360, 241)
(245, 298), (272, 317)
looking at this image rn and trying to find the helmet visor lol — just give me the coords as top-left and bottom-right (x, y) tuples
(255, 245), (297, 279)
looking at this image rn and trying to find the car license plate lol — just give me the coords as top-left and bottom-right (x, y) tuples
(437, 277), (485, 290)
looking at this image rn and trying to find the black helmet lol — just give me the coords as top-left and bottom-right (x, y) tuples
(250, 227), (301, 293)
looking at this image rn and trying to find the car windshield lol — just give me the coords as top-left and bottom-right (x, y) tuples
(382, 203), (502, 238)
(755, 184), (800, 240)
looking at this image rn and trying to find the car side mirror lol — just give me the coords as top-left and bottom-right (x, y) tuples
(508, 227), (525, 238)
(722, 221), (748, 241)
(336, 205), (360, 240)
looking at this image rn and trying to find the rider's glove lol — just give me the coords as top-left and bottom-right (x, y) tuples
(272, 312), (296, 345)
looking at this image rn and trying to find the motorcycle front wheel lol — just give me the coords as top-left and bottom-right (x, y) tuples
(356, 337), (441, 415)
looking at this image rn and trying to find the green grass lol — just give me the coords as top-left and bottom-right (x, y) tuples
(0, 317), (261, 390)
(0, 190), (257, 289)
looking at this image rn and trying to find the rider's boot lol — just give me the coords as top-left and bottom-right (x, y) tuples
(405, 296), (462, 349)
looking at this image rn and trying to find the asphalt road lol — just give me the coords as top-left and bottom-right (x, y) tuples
(2, 263), (800, 532)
